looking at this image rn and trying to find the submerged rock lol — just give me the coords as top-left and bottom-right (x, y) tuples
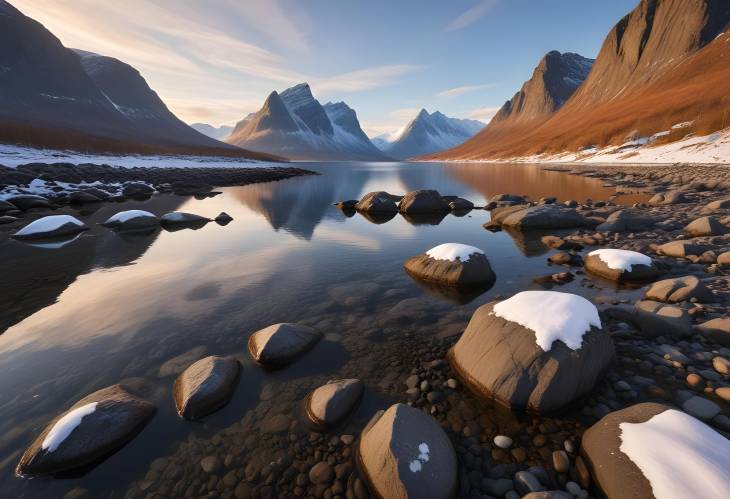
(102, 210), (159, 231)
(584, 249), (659, 282)
(174, 356), (240, 420)
(355, 191), (399, 213)
(404, 243), (495, 287)
(16, 385), (155, 476)
(398, 190), (450, 214)
(644, 275), (712, 303)
(305, 379), (363, 427)
(358, 403), (457, 499)
(248, 323), (322, 367)
(449, 292), (613, 413)
(12, 215), (88, 240)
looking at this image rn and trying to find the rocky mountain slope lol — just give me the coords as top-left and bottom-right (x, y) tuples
(0, 0), (273, 158)
(427, 0), (730, 161)
(190, 123), (234, 141)
(382, 109), (484, 159)
(226, 83), (389, 161)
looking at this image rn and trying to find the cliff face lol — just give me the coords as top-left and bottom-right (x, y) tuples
(428, 0), (730, 160)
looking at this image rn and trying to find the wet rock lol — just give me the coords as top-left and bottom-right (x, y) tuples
(644, 275), (712, 303)
(632, 301), (692, 338)
(358, 404), (457, 499)
(552, 450), (570, 473)
(448, 197), (474, 211)
(404, 243), (496, 288)
(696, 317), (730, 346)
(6, 194), (53, 211)
(490, 194), (526, 206)
(548, 252), (581, 266)
(493, 435), (513, 449)
(11, 215), (88, 240)
(174, 356), (240, 420)
(355, 191), (399, 213)
(522, 493), (573, 499)
(684, 216), (727, 237)
(449, 295), (614, 413)
(16, 385), (155, 476)
(215, 212), (233, 225)
(305, 379), (363, 427)
(541, 235), (582, 251)
(399, 190), (450, 214)
(514, 471), (545, 495)
(122, 183), (154, 199)
(248, 323), (322, 367)
(102, 210), (159, 231)
(160, 212), (211, 227)
(584, 249), (658, 282)
(713, 356), (730, 375)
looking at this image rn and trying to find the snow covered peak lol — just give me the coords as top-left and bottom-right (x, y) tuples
(280, 83), (315, 111)
(385, 109), (485, 158)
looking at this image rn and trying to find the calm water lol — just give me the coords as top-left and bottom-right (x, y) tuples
(0, 162), (648, 498)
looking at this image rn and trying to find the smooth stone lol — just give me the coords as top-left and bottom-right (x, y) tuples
(514, 471), (545, 495)
(305, 379), (364, 427)
(493, 204), (592, 230)
(309, 461), (334, 485)
(200, 455), (222, 474)
(398, 190), (450, 213)
(160, 212), (211, 226)
(713, 356), (730, 375)
(644, 275), (712, 303)
(681, 396), (721, 421)
(355, 191), (399, 213)
(632, 301), (692, 338)
(404, 250), (496, 288)
(215, 212), (233, 224)
(11, 215), (88, 240)
(6, 194), (53, 210)
(494, 435), (513, 449)
(173, 356), (240, 420)
(248, 323), (322, 367)
(684, 216), (727, 237)
(657, 240), (711, 258)
(695, 317), (730, 346)
(552, 450), (570, 473)
(595, 209), (654, 232)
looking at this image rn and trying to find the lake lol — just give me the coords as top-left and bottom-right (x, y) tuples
(0, 161), (649, 498)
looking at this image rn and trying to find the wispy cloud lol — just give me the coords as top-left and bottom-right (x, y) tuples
(436, 84), (495, 99)
(445, 0), (499, 32)
(314, 65), (423, 94)
(465, 106), (501, 122)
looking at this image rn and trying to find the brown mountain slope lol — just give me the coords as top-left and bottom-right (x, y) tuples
(427, 0), (730, 160)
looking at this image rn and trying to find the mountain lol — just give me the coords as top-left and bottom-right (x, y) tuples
(226, 83), (389, 161)
(427, 0), (730, 160)
(0, 1), (274, 159)
(384, 109), (484, 159)
(191, 123), (234, 140)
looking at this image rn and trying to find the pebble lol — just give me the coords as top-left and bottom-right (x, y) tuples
(514, 471), (545, 495)
(552, 450), (570, 473)
(200, 456), (221, 474)
(712, 356), (730, 375)
(494, 435), (513, 449)
(308, 462), (334, 485)
(682, 396), (722, 420)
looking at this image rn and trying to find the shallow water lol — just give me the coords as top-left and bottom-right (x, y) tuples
(0, 162), (649, 498)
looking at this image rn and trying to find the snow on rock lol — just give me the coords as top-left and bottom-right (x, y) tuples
(588, 249), (652, 271)
(426, 243), (485, 262)
(492, 291), (602, 350)
(104, 210), (155, 224)
(13, 215), (85, 238)
(619, 409), (730, 499)
(41, 403), (98, 453)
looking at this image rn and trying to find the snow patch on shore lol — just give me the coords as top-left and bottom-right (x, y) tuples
(42, 402), (98, 453)
(492, 291), (601, 351)
(619, 409), (730, 499)
(426, 243), (485, 262)
(589, 249), (652, 271)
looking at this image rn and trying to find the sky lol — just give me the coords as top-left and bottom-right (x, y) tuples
(12, 0), (639, 138)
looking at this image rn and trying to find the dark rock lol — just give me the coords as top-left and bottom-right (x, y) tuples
(160, 212), (211, 227)
(399, 190), (450, 213)
(6, 194), (53, 211)
(595, 209), (655, 232)
(448, 197), (474, 211)
(122, 183), (154, 199)
(355, 191), (399, 213)
(215, 212), (233, 225)
(173, 356), (240, 420)
(68, 191), (102, 204)
(493, 204), (592, 230)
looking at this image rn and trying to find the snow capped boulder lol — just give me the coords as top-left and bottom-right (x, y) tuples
(12, 215), (88, 240)
(355, 191), (399, 214)
(684, 216), (727, 237)
(644, 275), (713, 303)
(174, 356), (240, 420)
(305, 379), (364, 427)
(584, 249), (659, 282)
(160, 212), (211, 227)
(358, 403), (457, 499)
(449, 291), (613, 413)
(404, 243), (495, 288)
(581, 403), (730, 499)
(632, 301), (692, 338)
(493, 204), (592, 230)
(16, 385), (155, 476)
(102, 210), (159, 231)
(248, 323), (322, 367)
(6, 194), (53, 211)
(398, 190), (450, 214)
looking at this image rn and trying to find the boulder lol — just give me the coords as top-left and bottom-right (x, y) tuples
(717, 251), (730, 266)
(696, 317), (730, 346)
(449, 292), (614, 413)
(683, 216), (727, 237)
(404, 243), (495, 287)
(16, 385), (155, 476)
(0, 199), (17, 213)
(596, 209), (654, 232)
(248, 323), (322, 367)
(648, 190), (687, 206)
(702, 198), (730, 213)
(81, 188), (112, 201)
(581, 403), (730, 499)
(174, 356), (240, 420)
(160, 212), (211, 227)
(355, 191), (399, 213)
(335, 200), (358, 210)
(656, 240), (711, 258)
(305, 379), (364, 427)
(122, 183), (154, 199)
(448, 197), (474, 211)
(6, 194), (53, 211)
(490, 193), (526, 206)
(358, 403), (457, 499)
(102, 210), (159, 231)
(495, 204), (592, 230)
(68, 191), (102, 204)
(12, 215), (88, 240)
(584, 249), (659, 282)
(644, 275), (713, 303)
(398, 190), (450, 214)
(632, 301), (692, 337)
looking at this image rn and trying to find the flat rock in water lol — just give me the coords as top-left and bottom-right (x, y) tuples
(696, 317), (730, 346)
(358, 403), (457, 499)
(684, 216), (727, 237)
(160, 212), (211, 226)
(398, 190), (450, 214)
(632, 300), (692, 337)
(584, 249), (659, 282)
(248, 323), (322, 366)
(581, 402), (730, 499)
(644, 275), (712, 303)
(449, 294), (613, 413)
(355, 191), (399, 213)
(305, 379), (364, 426)
(404, 243), (495, 288)
(102, 210), (159, 231)
(174, 356), (240, 420)
(12, 215), (88, 240)
(16, 385), (155, 476)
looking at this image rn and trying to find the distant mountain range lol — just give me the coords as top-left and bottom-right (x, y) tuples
(377, 109), (484, 159)
(0, 0), (275, 159)
(427, 0), (730, 160)
(191, 123), (234, 141)
(226, 83), (389, 161)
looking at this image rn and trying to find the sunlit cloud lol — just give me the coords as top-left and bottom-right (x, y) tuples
(436, 84), (495, 99)
(445, 0), (499, 32)
(314, 65), (423, 94)
(464, 106), (501, 122)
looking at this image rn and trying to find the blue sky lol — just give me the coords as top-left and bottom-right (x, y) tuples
(13, 0), (638, 136)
